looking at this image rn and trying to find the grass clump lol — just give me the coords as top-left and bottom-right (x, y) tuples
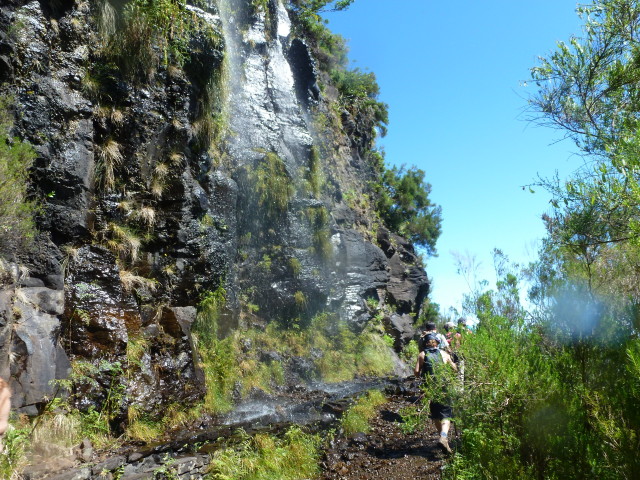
(95, 138), (123, 191)
(254, 152), (294, 219)
(208, 426), (321, 480)
(340, 389), (386, 436)
(305, 145), (324, 198)
(126, 405), (163, 442)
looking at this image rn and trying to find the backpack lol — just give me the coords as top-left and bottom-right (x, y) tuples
(422, 347), (443, 377)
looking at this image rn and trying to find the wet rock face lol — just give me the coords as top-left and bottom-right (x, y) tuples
(0, 0), (430, 415)
(63, 246), (136, 358)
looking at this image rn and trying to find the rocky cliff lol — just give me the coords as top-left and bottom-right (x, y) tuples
(0, 0), (430, 421)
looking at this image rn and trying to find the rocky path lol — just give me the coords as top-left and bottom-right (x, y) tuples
(320, 390), (453, 480)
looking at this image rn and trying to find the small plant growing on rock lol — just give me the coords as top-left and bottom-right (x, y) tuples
(294, 290), (307, 309)
(288, 257), (302, 276)
(254, 152), (294, 219)
(96, 138), (124, 191)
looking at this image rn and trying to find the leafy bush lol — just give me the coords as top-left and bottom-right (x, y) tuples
(0, 96), (38, 257)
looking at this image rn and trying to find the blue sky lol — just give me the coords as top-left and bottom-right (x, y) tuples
(324, 1), (584, 316)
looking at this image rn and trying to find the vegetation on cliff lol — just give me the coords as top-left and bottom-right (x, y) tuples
(0, 96), (37, 258)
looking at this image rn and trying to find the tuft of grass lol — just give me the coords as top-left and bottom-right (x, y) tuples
(126, 406), (162, 443)
(120, 269), (158, 292)
(294, 291), (307, 309)
(136, 205), (156, 228)
(150, 178), (165, 198)
(305, 145), (324, 198)
(288, 257), (302, 277)
(154, 162), (169, 180)
(340, 390), (386, 436)
(104, 222), (141, 262)
(208, 426), (321, 480)
(96, 138), (124, 191)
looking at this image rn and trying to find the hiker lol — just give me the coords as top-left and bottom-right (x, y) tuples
(414, 334), (457, 453)
(0, 377), (10, 442)
(417, 321), (447, 352)
(443, 321), (461, 360)
(457, 317), (473, 334)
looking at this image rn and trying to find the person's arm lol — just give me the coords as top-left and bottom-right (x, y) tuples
(440, 351), (458, 372)
(0, 384), (11, 435)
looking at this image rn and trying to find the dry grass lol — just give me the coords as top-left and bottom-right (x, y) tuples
(169, 152), (184, 167)
(96, 139), (124, 191)
(105, 223), (141, 261)
(137, 205), (156, 227)
(31, 413), (81, 458)
(150, 179), (164, 198)
(110, 108), (125, 126)
(119, 269), (157, 293)
(154, 162), (169, 180)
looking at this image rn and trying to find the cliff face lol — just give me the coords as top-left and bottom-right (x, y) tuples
(0, 0), (429, 416)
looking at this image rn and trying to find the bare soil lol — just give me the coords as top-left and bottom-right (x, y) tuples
(320, 389), (454, 480)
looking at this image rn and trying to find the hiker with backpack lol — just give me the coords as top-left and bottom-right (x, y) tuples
(414, 333), (457, 453)
(417, 321), (448, 352)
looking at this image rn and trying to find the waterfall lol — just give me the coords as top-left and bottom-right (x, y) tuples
(219, 0), (313, 169)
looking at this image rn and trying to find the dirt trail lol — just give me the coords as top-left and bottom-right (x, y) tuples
(320, 389), (453, 480)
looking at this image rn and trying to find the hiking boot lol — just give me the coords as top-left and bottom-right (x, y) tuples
(438, 436), (452, 454)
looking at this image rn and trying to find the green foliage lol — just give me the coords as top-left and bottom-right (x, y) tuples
(0, 95), (38, 257)
(340, 389), (386, 436)
(398, 405), (423, 435)
(254, 152), (294, 220)
(313, 317), (394, 382)
(376, 165), (442, 255)
(529, 0), (640, 261)
(192, 69), (227, 155)
(0, 425), (30, 478)
(306, 205), (333, 259)
(288, 257), (302, 276)
(193, 286), (239, 413)
(305, 145), (324, 198)
(446, 264), (640, 479)
(293, 290), (307, 309)
(331, 68), (388, 137)
(208, 426), (322, 480)
(97, 0), (221, 81)
(400, 339), (419, 365)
